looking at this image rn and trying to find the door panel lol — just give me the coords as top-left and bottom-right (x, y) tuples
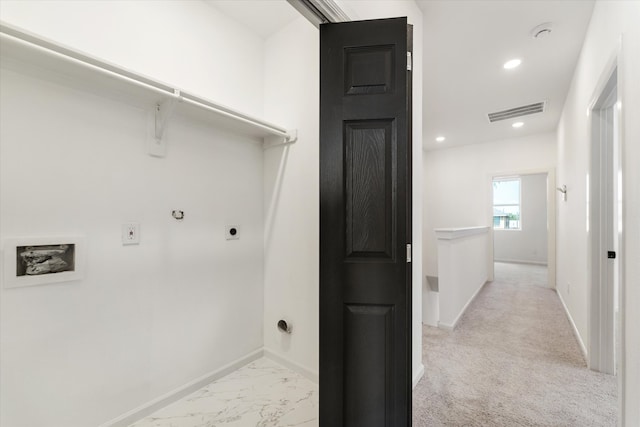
(344, 304), (394, 427)
(344, 119), (395, 260)
(320, 17), (412, 427)
(344, 45), (395, 95)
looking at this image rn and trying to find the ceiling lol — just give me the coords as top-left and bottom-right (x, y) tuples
(204, 0), (299, 39)
(205, 0), (595, 151)
(416, 0), (594, 150)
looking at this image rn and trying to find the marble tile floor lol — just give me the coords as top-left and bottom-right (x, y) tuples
(129, 358), (318, 427)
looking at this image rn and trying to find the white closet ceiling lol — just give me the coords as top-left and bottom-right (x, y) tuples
(204, 0), (299, 39)
(206, 0), (595, 150)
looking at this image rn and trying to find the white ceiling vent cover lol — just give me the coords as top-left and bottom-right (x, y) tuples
(487, 101), (546, 123)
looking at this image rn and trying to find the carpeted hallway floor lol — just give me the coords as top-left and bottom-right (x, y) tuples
(412, 262), (617, 426)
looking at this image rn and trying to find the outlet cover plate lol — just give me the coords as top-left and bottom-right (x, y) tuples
(225, 225), (240, 240)
(122, 223), (140, 245)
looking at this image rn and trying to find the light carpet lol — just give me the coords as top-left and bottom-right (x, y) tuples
(412, 262), (617, 426)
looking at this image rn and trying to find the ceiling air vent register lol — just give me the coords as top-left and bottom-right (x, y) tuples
(487, 101), (546, 123)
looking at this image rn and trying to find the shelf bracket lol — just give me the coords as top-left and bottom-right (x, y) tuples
(155, 98), (178, 140)
(264, 129), (298, 150)
(148, 96), (178, 157)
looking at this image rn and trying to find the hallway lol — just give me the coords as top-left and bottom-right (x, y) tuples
(412, 262), (617, 426)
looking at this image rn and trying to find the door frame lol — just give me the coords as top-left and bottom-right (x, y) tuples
(588, 66), (617, 376)
(293, 0), (425, 403)
(586, 39), (625, 423)
(487, 168), (556, 289)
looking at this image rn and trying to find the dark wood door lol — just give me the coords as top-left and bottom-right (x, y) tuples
(320, 17), (412, 427)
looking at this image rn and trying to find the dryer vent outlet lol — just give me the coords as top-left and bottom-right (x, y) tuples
(277, 319), (292, 334)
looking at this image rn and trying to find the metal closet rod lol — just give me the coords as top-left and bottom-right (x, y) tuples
(0, 22), (291, 140)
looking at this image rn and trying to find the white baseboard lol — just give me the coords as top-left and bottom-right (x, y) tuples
(100, 348), (263, 427)
(102, 345), (420, 426)
(494, 258), (548, 266)
(438, 280), (487, 331)
(556, 290), (588, 361)
(422, 289), (439, 327)
(264, 348), (421, 389)
(412, 363), (425, 389)
(263, 347), (319, 383)
(438, 322), (454, 331)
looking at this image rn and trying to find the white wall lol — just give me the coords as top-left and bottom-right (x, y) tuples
(555, 1), (640, 424)
(422, 133), (556, 325)
(0, 0), (265, 117)
(262, 16), (320, 378)
(338, 0), (425, 387)
(422, 133), (556, 277)
(0, 2), (267, 426)
(436, 228), (490, 329)
(494, 173), (548, 264)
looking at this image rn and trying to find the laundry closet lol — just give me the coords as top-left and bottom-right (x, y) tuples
(0, 2), (321, 425)
(0, 1), (428, 425)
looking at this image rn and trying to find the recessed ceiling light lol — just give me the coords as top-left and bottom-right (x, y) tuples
(503, 59), (522, 70)
(436, 136), (445, 142)
(512, 122), (524, 128)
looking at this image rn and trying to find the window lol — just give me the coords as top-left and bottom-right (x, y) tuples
(493, 177), (521, 230)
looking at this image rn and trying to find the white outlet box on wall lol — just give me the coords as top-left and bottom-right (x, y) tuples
(225, 225), (240, 240)
(122, 223), (140, 245)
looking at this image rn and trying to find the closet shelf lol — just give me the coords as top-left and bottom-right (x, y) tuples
(0, 22), (296, 144)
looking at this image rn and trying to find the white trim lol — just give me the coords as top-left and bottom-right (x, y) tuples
(434, 226), (489, 240)
(98, 348), (320, 426)
(585, 38), (625, 423)
(587, 49), (618, 374)
(412, 363), (425, 389)
(99, 348), (264, 427)
(615, 34), (626, 427)
(547, 169), (557, 289)
(263, 347), (319, 383)
(494, 258), (548, 266)
(557, 289), (588, 362)
(438, 281), (487, 331)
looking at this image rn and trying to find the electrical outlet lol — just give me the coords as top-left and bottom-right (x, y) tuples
(122, 223), (140, 245)
(225, 225), (240, 240)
